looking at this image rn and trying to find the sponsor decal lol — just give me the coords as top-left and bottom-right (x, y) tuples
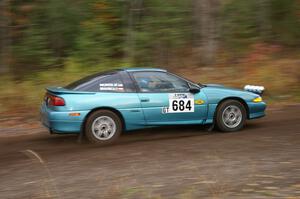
(99, 83), (124, 91)
(195, 99), (204, 105)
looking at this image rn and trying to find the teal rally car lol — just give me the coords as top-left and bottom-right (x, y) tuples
(40, 68), (266, 144)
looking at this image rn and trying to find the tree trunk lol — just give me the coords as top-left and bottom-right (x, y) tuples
(0, 0), (10, 74)
(193, 0), (220, 66)
(258, 0), (271, 42)
(125, 0), (143, 64)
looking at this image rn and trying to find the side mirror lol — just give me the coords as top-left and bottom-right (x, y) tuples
(189, 86), (200, 94)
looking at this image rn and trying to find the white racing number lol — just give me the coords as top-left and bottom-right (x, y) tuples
(162, 93), (194, 113)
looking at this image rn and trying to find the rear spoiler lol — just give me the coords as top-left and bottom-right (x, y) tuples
(46, 87), (96, 95)
(244, 85), (265, 95)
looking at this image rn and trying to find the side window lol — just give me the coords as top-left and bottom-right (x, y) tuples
(132, 72), (190, 93)
(98, 74), (125, 92)
(67, 73), (126, 92)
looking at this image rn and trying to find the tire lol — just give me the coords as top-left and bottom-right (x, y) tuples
(85, 110), (122, 145)
(215, 100), (246, 132)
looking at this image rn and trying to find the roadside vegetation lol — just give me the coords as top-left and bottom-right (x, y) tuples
(0, 0), (299, 115)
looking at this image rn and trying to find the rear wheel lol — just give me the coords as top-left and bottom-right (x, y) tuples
(215, 100), (246, 132)
(85, 110), (122, 144)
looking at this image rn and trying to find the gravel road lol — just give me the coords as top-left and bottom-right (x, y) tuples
(0, 105), (299, 199)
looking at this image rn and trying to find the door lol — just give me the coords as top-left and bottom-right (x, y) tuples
(130, 71), (208, 125)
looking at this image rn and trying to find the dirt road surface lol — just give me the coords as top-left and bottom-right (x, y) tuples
(0, 105), (300, 199)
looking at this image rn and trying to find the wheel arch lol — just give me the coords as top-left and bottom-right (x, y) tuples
(81, 107), (126, 134)
(215, 97), (250, 119)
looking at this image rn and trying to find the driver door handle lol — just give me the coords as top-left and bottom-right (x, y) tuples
(140, 98), (150, 102)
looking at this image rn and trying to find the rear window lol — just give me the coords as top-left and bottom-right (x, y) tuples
(65, 71), (128, 92)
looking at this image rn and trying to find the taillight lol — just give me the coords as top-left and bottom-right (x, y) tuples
(45, 93), (65, 106)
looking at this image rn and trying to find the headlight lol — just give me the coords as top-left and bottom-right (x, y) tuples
(252, 97), (263, 103)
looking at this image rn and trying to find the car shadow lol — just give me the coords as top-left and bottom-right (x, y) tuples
(117, 125), (211, 144)
(37, 125), (212, 147)
(27, 122), (263, 150)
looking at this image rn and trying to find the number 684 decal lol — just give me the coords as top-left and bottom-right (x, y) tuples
(162, 93), (195, 113)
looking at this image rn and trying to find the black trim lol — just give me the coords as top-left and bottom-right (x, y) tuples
(119, 71), (137, 93)
(127, 71), (142, 93)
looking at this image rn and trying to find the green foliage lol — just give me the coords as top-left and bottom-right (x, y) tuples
(6, 0), (300, 75)
(270, 0), (300, 45)
(74, 0), (125, 65)
(221, 0), (300, 51)
(11, 0), (86, 73)
(13, 25), (55, 68)
(221, 1), (259, 51)
(133, 0), (192, 65)
(45, 0), (85, 56)
(12, 1), (56, 69)
(2, 0), (300, 113)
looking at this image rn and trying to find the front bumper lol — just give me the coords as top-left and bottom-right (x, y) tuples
(247, 102), (267, 119)
(40, 103), (89, 134)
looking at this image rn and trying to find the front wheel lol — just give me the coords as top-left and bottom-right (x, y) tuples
(85, 110), (122, 144)
(215, 100), (246, 132)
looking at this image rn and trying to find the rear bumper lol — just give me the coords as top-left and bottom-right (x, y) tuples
(247, 102), (267, 119)
(40, 103), (89, 134)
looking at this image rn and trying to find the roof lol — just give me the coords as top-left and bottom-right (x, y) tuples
(122, 68), (167, 72)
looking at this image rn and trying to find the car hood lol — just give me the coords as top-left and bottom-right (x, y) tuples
(204, 84), (226, 88)
(202, 83), (260, 98)
(203, 83), (243, 92)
